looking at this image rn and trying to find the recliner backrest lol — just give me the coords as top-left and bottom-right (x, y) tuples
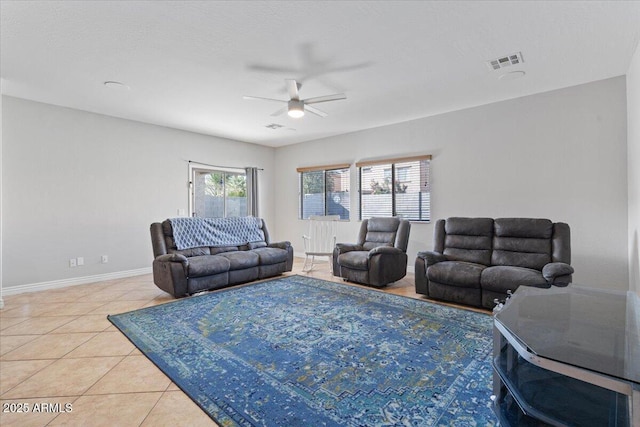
(491, 218), (553, 270)
(439, 217), (494, 265)
(357, 217), (410, 252)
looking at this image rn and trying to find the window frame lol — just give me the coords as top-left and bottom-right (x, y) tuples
(188, 163), (248, 218)
(297, 163), (351, 220)
(357, 155), (431, 222)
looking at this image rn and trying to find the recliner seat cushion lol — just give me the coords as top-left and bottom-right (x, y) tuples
(187, 255), (230, 278)
(481, 266), (549, 293)
(427, 261), (484, 288)
(251, 247), (288, 265)
(338, 251), (370, 270)
(218, 251), (259, 270)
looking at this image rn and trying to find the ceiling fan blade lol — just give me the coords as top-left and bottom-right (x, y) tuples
(303, 93), (347, 105)
(304, 105), (328, 117)
(243, 95), (286, 103)
(247, 64), (298, 74)
(270, 107), (287, 117)
(285, 79), (300, 100)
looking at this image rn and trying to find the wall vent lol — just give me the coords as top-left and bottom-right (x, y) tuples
(487, 52), (524, 71)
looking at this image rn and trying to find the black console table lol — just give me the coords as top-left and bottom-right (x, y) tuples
(492, 285), (639, 426)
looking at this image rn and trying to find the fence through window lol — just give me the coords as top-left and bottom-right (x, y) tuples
(358, 156), (430, 221)
(298, 165), (350, 220)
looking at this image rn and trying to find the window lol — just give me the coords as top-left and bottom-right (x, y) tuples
(357, 155), (431, 221)
(190, 166), (247, 218)
(297, 164), (350, 220)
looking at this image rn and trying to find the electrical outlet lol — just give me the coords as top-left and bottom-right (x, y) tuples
(101, 255), (109, 264)
(77, 257), (84, 266)
(69, 258), (77, 268)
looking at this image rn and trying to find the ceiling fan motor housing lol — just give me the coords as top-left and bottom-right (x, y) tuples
(288, 99), (305, 118)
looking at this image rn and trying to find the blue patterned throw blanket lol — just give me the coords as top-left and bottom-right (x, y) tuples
(169, 217), (265, 250)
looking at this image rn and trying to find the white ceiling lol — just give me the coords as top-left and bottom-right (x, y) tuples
(2, 1), (639, 148)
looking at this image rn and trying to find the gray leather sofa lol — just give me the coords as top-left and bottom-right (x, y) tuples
(415, 217), (573, 309)
(333, 217), (411, 287)
(150, 218), (293, 297)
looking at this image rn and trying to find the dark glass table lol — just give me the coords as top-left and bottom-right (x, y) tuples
(492, 285), (639, 427)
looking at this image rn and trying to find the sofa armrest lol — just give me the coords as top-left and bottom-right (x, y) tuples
(152, 254), (189, 298)
(268, 241), (291, 250)
(542, 262), (574, 283)
(267, 241), (294, 271)
(368, 246), (403, 258)
(416, 250), (447, 267)
(335, 243), (362, 254)
(155, 253), (188, 264)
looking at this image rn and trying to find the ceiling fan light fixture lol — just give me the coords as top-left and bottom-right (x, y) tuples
(287, 100), (305, 118)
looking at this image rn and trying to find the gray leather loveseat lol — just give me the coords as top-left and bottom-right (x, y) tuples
(415, 217), (573, 309)
(150, 217), (293, 297)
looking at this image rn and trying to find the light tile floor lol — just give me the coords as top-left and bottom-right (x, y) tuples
(0, 258), (488, 426)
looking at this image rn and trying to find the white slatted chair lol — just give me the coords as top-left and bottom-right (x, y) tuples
(302, 215), (340, 273)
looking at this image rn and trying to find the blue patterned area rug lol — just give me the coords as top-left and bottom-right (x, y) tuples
(108, 275), (496, 426)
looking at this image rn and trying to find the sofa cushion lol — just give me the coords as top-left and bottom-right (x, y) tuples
(492, 218), (553, 270)
(442, 217), (493, 265)
(481, 266), (549, 293)
(494, 218), (553, 239)
(251, 247), (288, 265)
(209, 246), (239, 255)
(187, 255), (230, 278)
(169, 247), (211, 257)
(445, 217), (494, 236)
(427, 261), (485, 288)
(362, 217), (400, 251)
(338, 251), (370, 271)
(219, 251), (260, 270)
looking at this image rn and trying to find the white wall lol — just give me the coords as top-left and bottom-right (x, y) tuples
(1, 96), (276, 289)
(1, 76), (631, 293)
(275, 77), (629, 291)
(628, 42), (640, 295)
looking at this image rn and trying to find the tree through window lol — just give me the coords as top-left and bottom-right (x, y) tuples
(191, 167), (247, 217)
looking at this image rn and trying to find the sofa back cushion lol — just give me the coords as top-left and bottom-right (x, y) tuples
(491, 218), (552, 270)
(162, 220), (250, 257)
(442, 217), (494, 265)
(361, 217), (400, 251)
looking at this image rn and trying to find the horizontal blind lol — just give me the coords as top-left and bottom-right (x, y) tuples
(297, 163), (350, 173)
(356, 155), (431, 168)
(300, 166), (350, 220)
(359, 157), (430, 221)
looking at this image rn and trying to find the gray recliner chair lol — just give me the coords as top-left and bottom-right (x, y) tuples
(333, 217), (411, 287)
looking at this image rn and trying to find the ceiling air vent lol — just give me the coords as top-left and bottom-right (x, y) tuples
(487, 52), (524, 71)
(265, 123), (284, 129)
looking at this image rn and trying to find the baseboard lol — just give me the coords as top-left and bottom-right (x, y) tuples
(1, 267), (153, 296)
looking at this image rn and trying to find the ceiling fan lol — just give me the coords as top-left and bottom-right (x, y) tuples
(243, 79), (346, 118)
